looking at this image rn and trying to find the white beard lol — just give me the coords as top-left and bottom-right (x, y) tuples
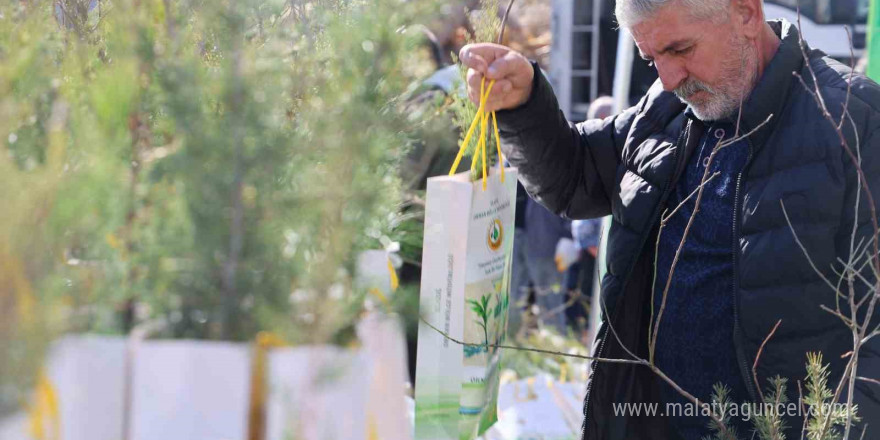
(675, 38), (757, 121)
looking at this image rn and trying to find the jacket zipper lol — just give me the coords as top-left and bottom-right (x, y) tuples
(580, 119), (692, 440)
(732, 139), (760, 403)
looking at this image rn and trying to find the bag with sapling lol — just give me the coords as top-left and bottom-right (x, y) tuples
(414, 77), (517, 440)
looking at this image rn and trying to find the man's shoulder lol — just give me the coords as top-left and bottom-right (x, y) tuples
(805, 51), (880, 124)
(637, 81), (688, 131)
(620, 81), (688, 152)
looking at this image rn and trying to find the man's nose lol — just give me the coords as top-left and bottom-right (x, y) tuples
(655, 59), (687, 92)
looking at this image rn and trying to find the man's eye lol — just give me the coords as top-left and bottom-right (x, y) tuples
(672, 47), (692, 56)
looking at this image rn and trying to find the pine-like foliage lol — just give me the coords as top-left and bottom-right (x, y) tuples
(702, 383), (741, 440)
(448, 0), (502, 174)
(751, 376), (789, 440)
(702, 353), (862, 440)
(803, 353), (860, 440)
(0, 0), (437, 412)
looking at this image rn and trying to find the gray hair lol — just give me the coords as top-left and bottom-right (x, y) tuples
(615, 0), (731, 29)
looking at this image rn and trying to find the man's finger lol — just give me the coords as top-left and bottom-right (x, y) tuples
(486, 56), (512, 80)
(492, 79), (513, 94)
(468, 87), (481, 107)
(482, 80), (512, 111)
(467, 77), (516, 111)
(460, 45), (488, 73)
(486, 94), (505, 113)
(459, 43), (512, 73)
(466, 68), (485, 104)
(486, 52), (532, 85)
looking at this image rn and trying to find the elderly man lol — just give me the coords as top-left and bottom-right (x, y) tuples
(461, 0), (880, 438)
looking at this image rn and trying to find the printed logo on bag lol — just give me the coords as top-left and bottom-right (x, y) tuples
(487, 218), (504, 252)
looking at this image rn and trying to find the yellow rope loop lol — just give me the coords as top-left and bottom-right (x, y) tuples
(470, 77), (490, 175)
(480, 111), (489, 190)
(28, 370), (59, 440)
(386, 257), (399, 292)
(451, 77), (488, 176)
(368, 288), (391, 307)
(492, 111), (505, 182)
(448, 75), (506, 187)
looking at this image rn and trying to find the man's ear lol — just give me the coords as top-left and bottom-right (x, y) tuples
(734, 0), (765, 38)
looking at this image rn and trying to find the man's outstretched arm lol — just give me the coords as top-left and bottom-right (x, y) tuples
(460, 43), (636, 220)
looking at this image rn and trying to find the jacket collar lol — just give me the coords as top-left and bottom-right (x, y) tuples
(690, 19), (806, 151)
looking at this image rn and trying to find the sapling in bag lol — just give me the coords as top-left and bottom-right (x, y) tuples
(414, 78), (517, 440)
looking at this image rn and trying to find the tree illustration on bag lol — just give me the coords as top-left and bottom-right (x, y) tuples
(467, 294), (492, 352)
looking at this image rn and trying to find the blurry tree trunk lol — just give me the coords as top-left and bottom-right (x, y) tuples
(221, 49), (246, 340)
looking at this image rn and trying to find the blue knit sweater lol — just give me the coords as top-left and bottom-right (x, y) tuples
(653, 119), (753, 439)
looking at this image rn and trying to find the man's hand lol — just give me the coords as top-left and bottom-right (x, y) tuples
(459, 43), (534, 112)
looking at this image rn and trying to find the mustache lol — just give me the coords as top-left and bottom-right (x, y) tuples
(674, 78), (714, 101)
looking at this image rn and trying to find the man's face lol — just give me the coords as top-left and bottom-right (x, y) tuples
(631, 5), (758, 121)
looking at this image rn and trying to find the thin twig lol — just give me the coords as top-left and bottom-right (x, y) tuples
(650, 115), (773, 362)
(837, 258), (878, 306)
(592, 297), (731, 436)
(592, 209), (732, 436)
(820, 304), (855, 328)
(419, 315), (641, 366)
(497, 0), (515, 45)
(422, 303), (736, 435)
(841, 107), (867, 420)
(839, 26), (855, 131)
(599, 292), (642, 362)
(818, 355), (855, 440)
(798, 380), (808, 440)
(795, 8), (880, 320)
(856, 375), (880, 387)
(794, 5), (879, 437)
(795, 4), (828, 112)
(752, 319), (782, 403)
(845, 109), (864, 263)
(861, 327), (880, 345)
(648, 211), (665, 359)
(854, 256), (880, 310)
(649, 365), (731, 436)
(845, 285), (861, 440)
(781, 201), (841, 294)
(532, 286), (590, 325)
(661, 172), (721, 224)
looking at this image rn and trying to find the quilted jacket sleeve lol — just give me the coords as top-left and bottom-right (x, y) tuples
(495, 64), (638, 220)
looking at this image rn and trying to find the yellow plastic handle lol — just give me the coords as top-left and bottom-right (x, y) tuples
(448, 76), (506, 189)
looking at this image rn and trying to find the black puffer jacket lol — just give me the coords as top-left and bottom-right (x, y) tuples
(497, 20), (880, 439)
